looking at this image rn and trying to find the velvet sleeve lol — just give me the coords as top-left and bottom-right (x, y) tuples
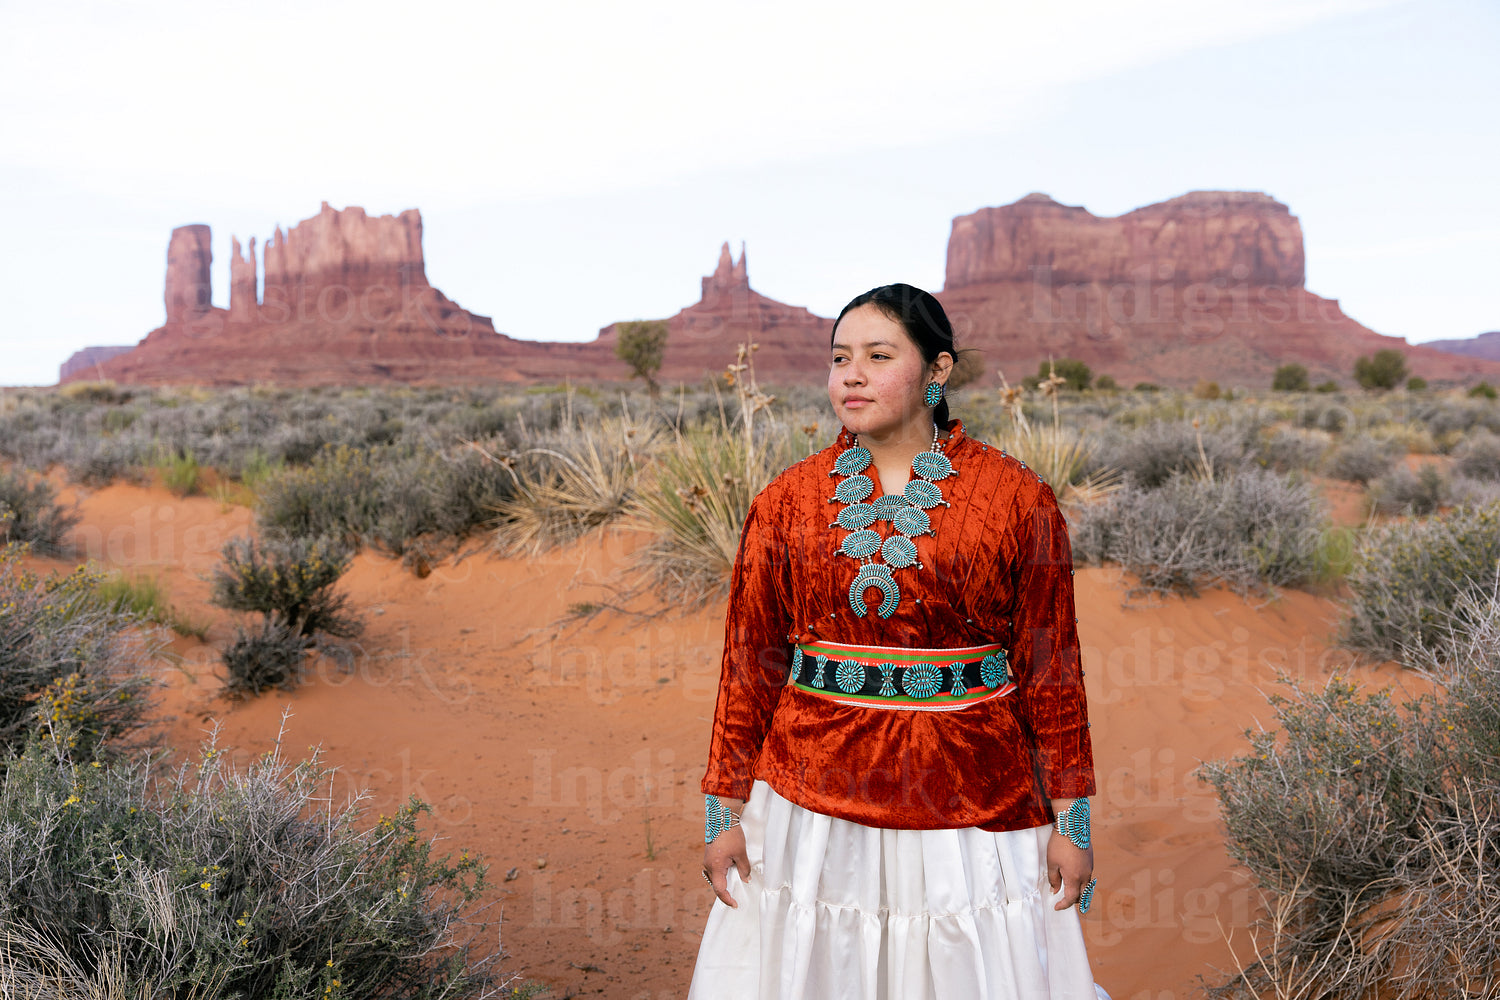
(701, 492), (794, 801)
(1008, 487), (1096, 800)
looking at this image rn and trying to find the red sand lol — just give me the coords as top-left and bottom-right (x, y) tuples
(25, 479), (1419, 999)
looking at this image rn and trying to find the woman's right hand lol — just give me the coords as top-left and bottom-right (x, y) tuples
(703, 824), (751, 908)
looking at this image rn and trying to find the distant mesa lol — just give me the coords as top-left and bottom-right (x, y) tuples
(1423, 331), (1500, 362)
(59, 345), (135, 381)
(935, 190), (1496, 387)
(65, 194), (1500, 388)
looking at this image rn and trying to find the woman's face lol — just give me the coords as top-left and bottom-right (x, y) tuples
(828, 305), (941, 441)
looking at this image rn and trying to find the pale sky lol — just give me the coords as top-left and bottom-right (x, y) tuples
(1, 0), (1496, 385)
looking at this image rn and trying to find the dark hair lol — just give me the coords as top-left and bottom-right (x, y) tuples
(831, 283), (957, 425)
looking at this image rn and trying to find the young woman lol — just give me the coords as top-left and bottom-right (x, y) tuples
(688, 283), (1105, 1000)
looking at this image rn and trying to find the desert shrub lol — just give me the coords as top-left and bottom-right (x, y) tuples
(1194, 379), (1222, 400)
(1354, 348), (1408, 390)
(1093, 374), (1118, 391)
(491, 424), (646, 554)
(1415, 396), (1500, 438)
(1406, 375), (1428, 392)
(1325, 435), (1397, 484)
(0, 468), (78, 555)
(1271, 363), (1309, 392)
(1471, 381), (1498, 400)
(1205, 589), (1500, 1000)
(0, 726), (520, 998)
(1453, 429), (1500, 480)
(1450, 475), (1500, 509)
(220, 617), (310, 695)
(1070, 468), (1324, 595)
(1314, 380), (1338, 393)
(210, 535), (363, 641)
(257, 442), (520, 558)
(1096, 419), (1255, 489)
(1298, 399), (1350, 433)
(1367, 420), (1436, 455)
(1369, 465), (1448, 516)
(1256, 427), (1328, 473)
(0, 550), (156, 759)
(1342, 501), (1500, 664)
(255, 444), (382, 545)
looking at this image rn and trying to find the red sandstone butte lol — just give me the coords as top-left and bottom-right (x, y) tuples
(596, 243), (833, 384)
(937, 191), (1496, 387)
(86, 204), (583, 387)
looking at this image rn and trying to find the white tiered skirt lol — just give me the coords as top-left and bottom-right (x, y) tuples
(688, 782), (1108, 1000)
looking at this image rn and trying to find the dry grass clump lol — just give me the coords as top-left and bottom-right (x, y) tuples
(1342, 501), (1500, 664)
(1070, 468), (1325, 596)
(1203, 587), (1500, 1000)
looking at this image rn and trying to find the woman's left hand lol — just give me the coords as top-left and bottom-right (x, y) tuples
(1046, 832), (1095, 911)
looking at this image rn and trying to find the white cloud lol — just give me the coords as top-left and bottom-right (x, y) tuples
(1, 0), (1395, 202)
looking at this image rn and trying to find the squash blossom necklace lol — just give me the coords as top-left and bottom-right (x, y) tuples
(828, 424), (953, 618)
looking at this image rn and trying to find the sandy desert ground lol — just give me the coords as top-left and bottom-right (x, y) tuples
(20, 475), (1418, 1000)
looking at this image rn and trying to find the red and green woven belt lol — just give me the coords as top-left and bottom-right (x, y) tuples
(791, 638), (1013, 711)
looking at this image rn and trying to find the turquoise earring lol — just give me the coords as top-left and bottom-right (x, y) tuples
(924, 381), (944, 407)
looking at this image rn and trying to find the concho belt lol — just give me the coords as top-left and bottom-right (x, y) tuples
(791, 639), (1014, 712)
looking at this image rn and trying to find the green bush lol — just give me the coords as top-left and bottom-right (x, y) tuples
(210, 535), (363, 641)
(1271, 363), (1309, 392)
(1070, 469), (1325, 595)
(0, 468), (78, 555)
(1470, 381), (1499, 400)
(1093, 374), (1118, 391)
(1035, 358), (1091, 391)
(0, 727), (519, 998)
(1314, 379), (1339, 393)
(1354, 348), (1409, 390)
(1406, 375), (1428, 392)
(1342, 501), (1500, 664)
(0, 549), (156, 759)
(221, 617), (310, 695)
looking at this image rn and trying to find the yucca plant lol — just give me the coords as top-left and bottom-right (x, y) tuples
(488, 418), (652, 555)
(992, 365), (1120, 504)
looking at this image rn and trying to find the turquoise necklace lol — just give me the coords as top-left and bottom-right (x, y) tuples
(828, 425), (954, 618)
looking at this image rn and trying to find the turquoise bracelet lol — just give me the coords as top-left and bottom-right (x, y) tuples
(704, 795), (741, 844)
(1054, 798), (1091, 850)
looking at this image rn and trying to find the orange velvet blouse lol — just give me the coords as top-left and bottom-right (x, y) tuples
(701, 421), (1096, 832)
